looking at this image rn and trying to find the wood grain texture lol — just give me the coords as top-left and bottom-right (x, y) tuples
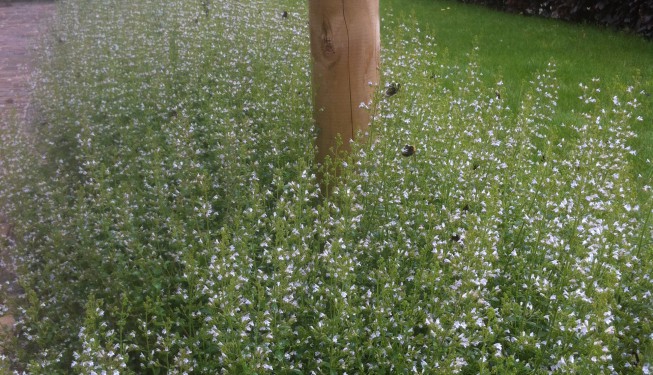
(309, 0), (380, 168)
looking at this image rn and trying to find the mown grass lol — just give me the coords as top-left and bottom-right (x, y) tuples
(0, 0), (651, 373)
(383, 0), (653, 199)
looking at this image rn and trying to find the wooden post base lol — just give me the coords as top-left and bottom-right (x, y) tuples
(309, 0), (380, 179)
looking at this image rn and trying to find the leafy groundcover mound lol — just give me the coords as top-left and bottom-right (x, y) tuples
(0, 0), (651, 373)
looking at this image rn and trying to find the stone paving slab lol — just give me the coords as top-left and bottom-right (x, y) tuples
(0, 1), (55, 118)
(0, 0), (55, 335)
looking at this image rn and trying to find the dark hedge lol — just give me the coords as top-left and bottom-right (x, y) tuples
(456, 0), (653, 39)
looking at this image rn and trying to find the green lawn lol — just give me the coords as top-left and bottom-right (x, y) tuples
(383, 0), (653, 192)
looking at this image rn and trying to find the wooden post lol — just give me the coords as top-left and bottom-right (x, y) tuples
(308, 0), (380, 180)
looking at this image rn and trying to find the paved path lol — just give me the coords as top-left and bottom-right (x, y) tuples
(0, 1), (55, 118)
(0, 0), (56, 332)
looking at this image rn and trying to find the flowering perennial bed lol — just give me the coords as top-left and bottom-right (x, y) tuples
(0, 0), (651, 373)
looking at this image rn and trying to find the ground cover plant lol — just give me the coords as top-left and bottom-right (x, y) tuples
(0, 0), (651, 373)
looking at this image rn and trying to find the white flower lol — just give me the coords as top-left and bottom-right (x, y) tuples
(493, 343), (502, 357)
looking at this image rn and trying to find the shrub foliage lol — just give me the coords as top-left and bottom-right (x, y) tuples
(456, 0), (653, 39)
